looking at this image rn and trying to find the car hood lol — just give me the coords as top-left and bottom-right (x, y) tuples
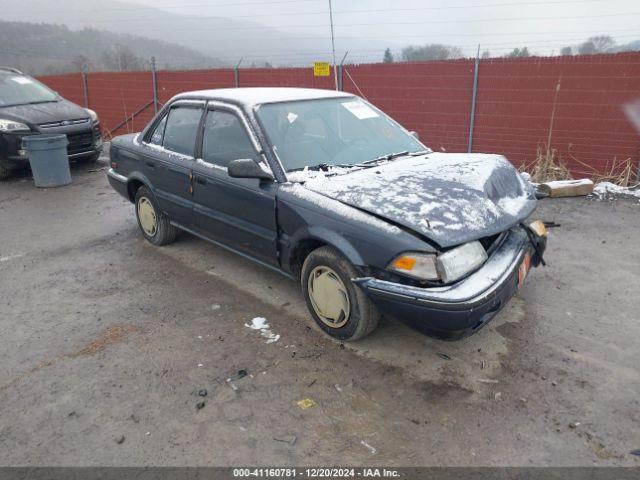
(299, 152), (537, 248)
(0, 99), (89, 126)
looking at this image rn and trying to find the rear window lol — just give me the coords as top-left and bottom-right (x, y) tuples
(162, 106), (202, 156)
(0, 74), (58, 107)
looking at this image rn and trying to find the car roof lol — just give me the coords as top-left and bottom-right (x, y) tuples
(172, 87), (354, 107)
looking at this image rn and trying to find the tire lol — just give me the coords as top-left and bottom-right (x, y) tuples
(134, 186), (177, 246)
(78, 152), (101, 163)
(301, 246), (380, 341)
(0, 164), (11, 181)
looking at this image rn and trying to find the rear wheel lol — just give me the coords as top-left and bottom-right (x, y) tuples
(301, 246), (380, 341)
(134, 186), (177, 246)
(79, 152), (101, 163)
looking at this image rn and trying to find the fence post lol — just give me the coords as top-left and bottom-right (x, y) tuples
(467, 45), (480, 153)
(234, 58), (243, 88)
(338, 51), (349, 91)
(151, 57), (158, 114)
(81, 66), (89, 108)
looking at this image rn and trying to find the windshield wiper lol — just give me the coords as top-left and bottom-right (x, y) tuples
(359, 150), (410, 167)
(27, 100), (59, 105)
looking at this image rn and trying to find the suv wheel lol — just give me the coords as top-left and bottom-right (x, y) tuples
(301, 246), (380, 341)
(134, 186), (177, 246)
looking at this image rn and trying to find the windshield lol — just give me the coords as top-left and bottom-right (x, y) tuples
(0, 74), (59, 107)
(256, 97), (428, 171)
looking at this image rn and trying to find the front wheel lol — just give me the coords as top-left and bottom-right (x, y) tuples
(301, 246), (380, 341)
(134, 186), (177, 246)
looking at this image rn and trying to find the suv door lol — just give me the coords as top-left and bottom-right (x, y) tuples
(191, 104), (279, 266)
(140, 101), (204, 225)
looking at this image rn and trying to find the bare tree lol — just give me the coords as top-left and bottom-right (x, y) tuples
(481, 50), (491, 59)
(560, 46), (573, 56)
(401, 44), (463, 61)
(101, 44), (144, 71)
(578, 35), (615, 55)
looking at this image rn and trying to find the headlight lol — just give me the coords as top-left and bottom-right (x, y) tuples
(85, 108), (99, 123)
(388, 240), (488, 283)
(388, 252), (439, 281)
(0, 118), (30, 133)
(436, 241), (487, 284)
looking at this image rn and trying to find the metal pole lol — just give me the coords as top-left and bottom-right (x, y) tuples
(81, 66), (89, 108)
(234, 58), (243, 88)
(338, 51), (349, 91)
(467, 44), (480, 153)
(328, 0), (338, 90)
(151, 57), (158, 114)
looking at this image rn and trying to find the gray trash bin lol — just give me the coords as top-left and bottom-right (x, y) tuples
(22, 134), (71, 188)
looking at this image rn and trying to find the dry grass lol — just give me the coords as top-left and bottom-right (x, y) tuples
(520, 146), (573, 183)
(571, 156), (637, 187)
(520, 146), (639, 187)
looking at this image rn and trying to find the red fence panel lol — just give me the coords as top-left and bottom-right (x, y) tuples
(157, 68), (235, 104)
(473, 53), (640, 176)
(38, 53), (640, 176)
(239, 67), (335, 89)
(342, 60), (475, 153)
(37, 73), (85, 108)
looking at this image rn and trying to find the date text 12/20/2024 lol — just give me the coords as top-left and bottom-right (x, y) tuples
(233, 468), (401, 478)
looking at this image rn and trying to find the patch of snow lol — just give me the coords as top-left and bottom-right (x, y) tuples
(0, 253), (25, 263)
(360, 440), (377, 454)
(295, 153), (535, 243)
(592, 182), (640, 202)
(544, 179), (593, 188)
(195, 158), (227, 171)
(284, 183), (402, 235)
(144, 142), (193, 162)
(245, 317), (280, 344)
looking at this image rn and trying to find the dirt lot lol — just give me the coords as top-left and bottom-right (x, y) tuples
(1, 154), (639, 467)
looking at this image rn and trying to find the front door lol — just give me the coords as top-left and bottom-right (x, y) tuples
(191, 105), (279, 265)
(140, 102), (204, 225)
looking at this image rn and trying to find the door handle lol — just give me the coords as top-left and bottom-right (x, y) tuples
(145, 161), (156, 168)
(196, 177), (207, 185)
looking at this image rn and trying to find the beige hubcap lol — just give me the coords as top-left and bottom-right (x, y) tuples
(307, 266), (350, 328)
(137, 197), (157, 236)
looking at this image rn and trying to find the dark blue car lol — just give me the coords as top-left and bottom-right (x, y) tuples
(107, 87), (547, 341)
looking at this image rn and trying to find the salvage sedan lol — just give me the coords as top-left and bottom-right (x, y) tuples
(107, 87), (547, 341)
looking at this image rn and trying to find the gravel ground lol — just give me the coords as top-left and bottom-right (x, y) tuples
(0, 155), (639, 466)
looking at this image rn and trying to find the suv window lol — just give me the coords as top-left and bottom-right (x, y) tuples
(0, 73), (58, 107)
(148, 115), (167, 146)
(201, 110), (258, 168)
(162, 106), (202, 156)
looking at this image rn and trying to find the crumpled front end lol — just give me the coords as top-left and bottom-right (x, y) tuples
(354, 224), (546, 339)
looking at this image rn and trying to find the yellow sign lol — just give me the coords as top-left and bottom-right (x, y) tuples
(313, 62), (331, 77)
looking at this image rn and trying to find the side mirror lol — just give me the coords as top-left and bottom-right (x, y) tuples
(228, 158), (274, 180)
(409, 131), (420, 140)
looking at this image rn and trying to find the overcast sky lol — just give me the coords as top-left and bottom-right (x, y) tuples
(124, 0), (639, 60)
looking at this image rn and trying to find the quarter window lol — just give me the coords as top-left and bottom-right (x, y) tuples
(201, 110), (259, 168)
(162, 106), (203, 156)
(148, 114), (167, 146)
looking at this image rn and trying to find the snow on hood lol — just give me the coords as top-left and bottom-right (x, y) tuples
(293, 152), (537, 247)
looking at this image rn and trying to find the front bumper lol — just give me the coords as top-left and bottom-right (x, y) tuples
(0, 127), (102, 169)
(354, 227), (543, 340)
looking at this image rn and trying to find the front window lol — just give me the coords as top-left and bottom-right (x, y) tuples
(201, 110), (259, 168)
(256, 97), (427, 171)
(0, 74), (59, 107)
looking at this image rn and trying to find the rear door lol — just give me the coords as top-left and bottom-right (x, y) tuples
(139, 101), (204, 225)
(191, 103), (279, 265)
